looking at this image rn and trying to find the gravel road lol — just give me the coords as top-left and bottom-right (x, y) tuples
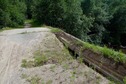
(0, 28), (111, 84)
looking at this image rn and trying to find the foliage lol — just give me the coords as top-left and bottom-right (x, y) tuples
(123, 77), (126, 84)
(81, 42), (126, 63)
(21, 59), (35, 68)
(81, 0), (111, 44)
(34, 55), (48, 66)
(33, 0), (92, 41)
(75, 38), (126, 63)
(106, 6), (126, 46)
(26, 75), (41, 84)
(0, 0), (26, 29)
(51, 28), (63, 33)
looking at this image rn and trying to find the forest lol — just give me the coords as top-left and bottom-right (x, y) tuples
(0, 0), (126, 49)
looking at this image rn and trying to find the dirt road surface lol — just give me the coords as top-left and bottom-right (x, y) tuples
(0, 28), (111, 84)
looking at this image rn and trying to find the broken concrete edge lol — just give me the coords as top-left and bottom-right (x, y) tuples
(53, 31), (126, 83)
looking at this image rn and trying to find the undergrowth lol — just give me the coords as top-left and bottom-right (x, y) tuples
(51, 28), (62, 33)
(0, 27), (13, 32)
(75, 40), (126, 63)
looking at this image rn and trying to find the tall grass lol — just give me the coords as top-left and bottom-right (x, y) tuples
(81, 42), (126, 63)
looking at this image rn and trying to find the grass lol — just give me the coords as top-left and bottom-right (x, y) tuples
(51, 28), (63, 33)
(21, 74), (28, 79)
(84, 42), (126, 63)
(21, 74), (41, 84)
(70, 70), (76, 82)
(74, 39), (126, 63)
(34, 54), (48, 66)
(46, 80), (53, 84)
(63, 63), (69, 70)
(21, 47), (71, 68)
(0, 27), (14, 32)
(25, 19), (43, 27)
(21, 59), (35, 68)
(50, 65), (56, 72)
(77, 56), (84, 64)
(21, 59), (27, 68)
(21, 55), (48, 68)
(26, 75), (41, 84)
(123, 77), (126, 84)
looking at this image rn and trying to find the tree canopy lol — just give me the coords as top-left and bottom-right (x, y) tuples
(0, 0), (26, 28)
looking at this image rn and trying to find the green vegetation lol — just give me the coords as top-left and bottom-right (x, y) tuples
(75, 40), (126, 63)
(34, 54), (48, 66)
(70, 70), (76, 82)
(77, 56), (84, 64)
(21, 59), (34, 68)
(50, 65), (56, 72)
(21, 47), (71, 68)
(0, 0), (26, 29)
(50, 27), (126, 63)
(46, 80), (53, 84)
(21, 55), (48, 68)
(26, 75), (41, 84)
(21, 59), (27, 68)
(0, 27), (13, 32)
(25, 19), (43, 27)
(21, 74), (28, 79)
(123, 77), (126, 84)
(51, 28), (63, 33)
(30, 0), (126, 48)
(21, 74), (41, 84)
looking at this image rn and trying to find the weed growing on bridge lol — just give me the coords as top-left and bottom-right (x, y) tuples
(51, 28), (62, 33)
(74, 39), (126, 63)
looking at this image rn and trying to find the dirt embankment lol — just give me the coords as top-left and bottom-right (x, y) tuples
(0, 28), (110, 84)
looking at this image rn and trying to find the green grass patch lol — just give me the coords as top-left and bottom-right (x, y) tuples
(21, 74), (28, 79)
(123, 77), (126, 84)
(0, 27), (14, 32)
(25, 19), (33, 23)
(21, 55), (48, 68)
(51, 28), (63, 33)
(26, 75), (41, 84)
(25, 19), (43, 27)
(34, 54), (48, 66)
(21, 59), (35, 68)
(75, 40), (126, 63)
(46, 80), (53, 84)
(21, 43), (73, 68)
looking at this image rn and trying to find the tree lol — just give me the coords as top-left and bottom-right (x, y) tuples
(107, 6), (126, 46)
(0, 0), (26, 28)
(33, 0), (92, 41)
(25, 0), (40, 19)
(0, 0), (10, 28)
(63, 0), (92, 40)
(33, 0), (65, 27)
(81, 0), (110, 44)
